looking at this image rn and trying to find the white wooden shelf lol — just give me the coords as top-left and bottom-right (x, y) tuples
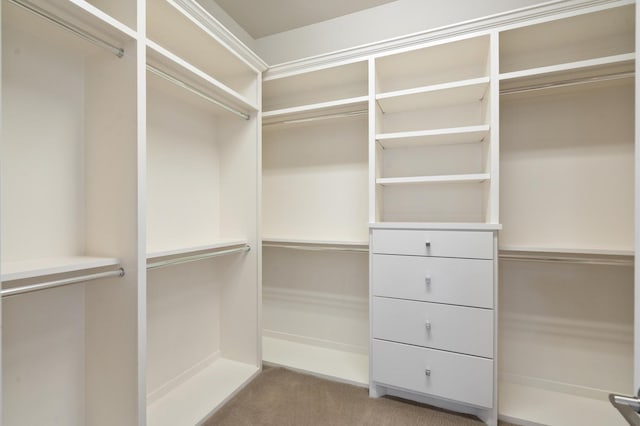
(376, 125), (490, 149)
(377, 173), (490, 186)
(147, 239), (249, 261)
(499, 381), (628, 426)
(147, 40), (258, 113)
(262, 237), (368, 247)
(499, 246), (634, 257)
(499, 53), (635, 93)
(1, 256), (121, 282)
(376, 77), (490, 113)
(146, 358), (259, 426)
(262, 96), (368, 125)
(369, 222), (502, 231)
(263, 336), (369, 387)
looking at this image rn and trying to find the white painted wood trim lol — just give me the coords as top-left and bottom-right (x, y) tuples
(263, 0), (633, 77)
(376, 125), (490, 142)
(262, 237), (368, 247)
(146, 240), (248, 260)
(499, 245), (635, 257)
(1, 257), (121, 282)
(262, 95), (368, 118)
(369, 222), (502, 231)
(67, 0), (138, 38)
(171, 0), (267, 72)
(376, 77), (490, 101)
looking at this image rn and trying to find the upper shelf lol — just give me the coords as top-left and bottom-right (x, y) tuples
(377, 173), (490, 186)
(263, 60), (368, 112)
(146, 41), (258, 117)
(262, 96), (368, 127)
(499, 4), (635, 75)
(147, 0), (258, 103)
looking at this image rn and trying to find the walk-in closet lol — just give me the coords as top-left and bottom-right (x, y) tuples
(1, 0), (638, 425)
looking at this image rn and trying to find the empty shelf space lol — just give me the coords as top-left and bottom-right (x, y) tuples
(147, 358), (260, 426)
(263, 336), (369, 387)
(499, 381), (628, 426)
(376, 125), (490, 149)
(1, 256), (121, 282)
(376, 77), (490, 113)
(377, 173), (490, 186)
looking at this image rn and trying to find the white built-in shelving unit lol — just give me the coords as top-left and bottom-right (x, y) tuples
(498, 3), (635, 425)
(1, 0), (265, 424)
(261, 60), (370, 386)
(372, 34), (499, 224)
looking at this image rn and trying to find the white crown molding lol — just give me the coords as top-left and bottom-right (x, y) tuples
(172, 0), (268, 73)
(264, 0), (633, 80)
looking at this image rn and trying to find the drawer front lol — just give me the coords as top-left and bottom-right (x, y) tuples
(371, 229), (493, 259)
(372, 297), (493, 358)
(372, 339), (493, 408)
(372, 254), (493, 308)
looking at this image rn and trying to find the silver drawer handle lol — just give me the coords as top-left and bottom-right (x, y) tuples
(425, 321), (432, 330)
(425, 241), (431, 248)
(425, 276), (431, 285)
(425, 368), (431, 377)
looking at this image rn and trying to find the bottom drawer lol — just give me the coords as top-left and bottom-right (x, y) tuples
(371, 339), (493, 408)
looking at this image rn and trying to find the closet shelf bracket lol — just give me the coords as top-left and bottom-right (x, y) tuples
(8, 0), (125, 57)
(1, 268), (125, 298)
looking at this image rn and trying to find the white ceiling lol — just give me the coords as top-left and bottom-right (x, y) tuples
(214, 0), (399, 38)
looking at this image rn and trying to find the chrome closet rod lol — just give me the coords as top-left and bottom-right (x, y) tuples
(8, 0), (124, 57)
(1, 268), (125, 298)
(263, 110), (367, 127)
(499, 253), (633, 267)
(500, 71), (634, 95)
(146, 65), (250, 120)
(262, 243), (369, 253)
(147, 245), (251, 270)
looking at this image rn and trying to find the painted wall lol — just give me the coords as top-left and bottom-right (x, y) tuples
(253, 0), (550, 65)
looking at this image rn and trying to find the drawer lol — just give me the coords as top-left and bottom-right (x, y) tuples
(372, 339), (493, 408)
(372, 254), (493, 308)
(371, 229), (493, 259)
(372, 297), (493, 358)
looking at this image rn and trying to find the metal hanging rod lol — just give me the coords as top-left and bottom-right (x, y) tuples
(146, 64), (250, 120)
(147, 245), (251, 270)
(8, 0), (124, 58)
(499, 253), (633, 267)
(264, 110), (367, 127)
(262, 243), (369, 253)
(2, 268), (125, 298)
(500, 71), (634, 96)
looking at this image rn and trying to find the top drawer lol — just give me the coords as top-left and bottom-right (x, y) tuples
(371, 229), (494, 259)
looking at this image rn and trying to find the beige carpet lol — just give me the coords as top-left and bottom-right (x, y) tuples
(205, 366), (515, 425)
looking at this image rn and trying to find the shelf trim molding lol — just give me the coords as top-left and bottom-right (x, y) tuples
(171, 0), (268, 72)
(8, 0), (125, 57)
(263, 0), (632, 77)
(377, 173), (490, 186)
(1, 268), (125, 298)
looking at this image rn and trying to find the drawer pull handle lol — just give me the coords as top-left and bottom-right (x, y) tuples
(425, 369), (431, 377)
(425, 276), (431, 285)
(425, 321), (432, 330)
(425, 241), (431, 248)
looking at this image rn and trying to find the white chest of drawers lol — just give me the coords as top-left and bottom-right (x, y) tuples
(369, 224), (499, 425)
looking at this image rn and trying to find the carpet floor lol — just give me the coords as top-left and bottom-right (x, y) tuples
(205, 366), (516, 425)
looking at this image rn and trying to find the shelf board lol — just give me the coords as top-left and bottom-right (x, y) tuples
(499, 53), (635, 94)
(499, 246), (634, 257)
(263, 336), (368, 387)
(499, 381), (628, 426)
(369, 222), (502, 231)
(262, 237), (368, 247)
(377, 77), (490, 113)
(147, 358), (259, 426)
(147, 240), (249, 261)
(1, 256), (121, 282)
(377, 173), (490, 186)
(146, 40), (257, 113)
(499, 246), (634, 266)
(377, 125), (490, 149)
(262, 96), (368, 125)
